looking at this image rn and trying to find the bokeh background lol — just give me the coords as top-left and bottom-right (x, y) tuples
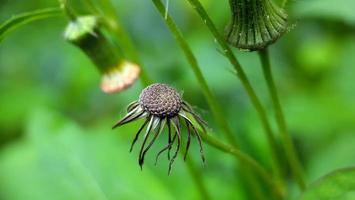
(1, 0), (355, 199)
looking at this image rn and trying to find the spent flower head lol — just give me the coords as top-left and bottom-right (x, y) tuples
(64, 16), (140, 93)
(113, 83), (207, 174)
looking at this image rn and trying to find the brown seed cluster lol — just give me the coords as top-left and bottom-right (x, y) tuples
(139, 83), (182, 118)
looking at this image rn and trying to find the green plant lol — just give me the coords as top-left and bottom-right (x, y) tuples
(1, 0), (355, 200)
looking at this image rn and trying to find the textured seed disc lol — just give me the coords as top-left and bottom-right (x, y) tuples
(139, 83), (182, 118)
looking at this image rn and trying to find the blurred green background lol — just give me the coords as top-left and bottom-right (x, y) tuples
(1, 0), (355, 199)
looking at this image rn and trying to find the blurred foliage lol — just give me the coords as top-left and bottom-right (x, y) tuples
(300, 167), (355, 200)
(1, 0), (355, 199)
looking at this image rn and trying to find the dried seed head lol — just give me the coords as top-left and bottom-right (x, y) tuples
(113, 83), (207, 173)
(139, 84), (182, 118)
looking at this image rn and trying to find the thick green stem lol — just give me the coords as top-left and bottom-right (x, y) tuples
(201, 132), (284, 199)
(185, 0), (283, 178)
(258, 49), (306, 191)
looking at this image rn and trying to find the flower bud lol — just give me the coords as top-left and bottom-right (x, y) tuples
(225, 0), (288, 51)
(64, 16), (140, 93)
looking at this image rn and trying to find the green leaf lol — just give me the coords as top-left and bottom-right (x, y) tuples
(0, 8), (62, 43)
(299, 167), (355, 200)
(0, 109), (175, 200)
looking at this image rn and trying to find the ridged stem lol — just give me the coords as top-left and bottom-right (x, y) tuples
(150, 1), (268, 199)
(258, 49), (306, 191)
(185, 0), (283, 178)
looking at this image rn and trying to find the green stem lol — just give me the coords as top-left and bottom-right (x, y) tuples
(59, 0), (77, 21)
(185, 0), (283, 178)
(258, 49), (306, 191)
(150, 0), (237, 147)
(201, 132), (284, 199)
(243, 170), (267, 200)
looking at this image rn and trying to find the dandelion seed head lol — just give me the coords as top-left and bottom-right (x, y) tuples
(113, 83), (206, 173)
(139, 83), (182, 118)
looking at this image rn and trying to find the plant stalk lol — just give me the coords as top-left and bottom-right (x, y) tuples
(258, 49), (306, 191)
(59, 0), (77, 21)
(150, 0), (238, 147)
(185, 0), (283, 178)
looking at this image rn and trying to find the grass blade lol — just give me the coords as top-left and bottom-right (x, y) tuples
(0, 7), (62, 43)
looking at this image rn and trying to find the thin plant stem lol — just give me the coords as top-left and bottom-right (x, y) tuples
(200, 132), (284, 199)
(59, 0), (77, 21)
(150, 1), (268, 199)
(150, 0), (237, 147)
(258, 49), (306, 191)
(243, 170), (267, 200)
(185, 0), (283, 178)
